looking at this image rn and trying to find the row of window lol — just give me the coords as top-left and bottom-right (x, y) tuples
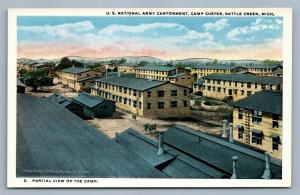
(136, 70), (174, 75)
(237, 127), (280, 151)
(94, 89), (188, 109)
(205, 86), (253, 96)
(205, 80), (266, 89)
(96, 82), (188, 98)
(238, 108), (280, 128)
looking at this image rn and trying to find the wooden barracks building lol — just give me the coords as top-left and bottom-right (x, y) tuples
(198, 73), (282, 101)
(58, 66), (105, 92)
(91, 76), (191, 118)
(135, 65), (195, 88)
(191, 64), (247, 78)
(232, 91), (282, 159)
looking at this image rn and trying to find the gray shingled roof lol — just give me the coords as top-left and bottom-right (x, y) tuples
(117, 125), (282, 179)
(116, 128), (225, 178)
(203, 73), (282, 85)
(135, 65), (176, 71)
(163, 125), (282, 179)
(97, 76), (168, 91)
(193, 64), (244, 70)
(60, 67), (91, 74)
(73, 92), (105, 108)
(233, 91), (282, 115)
(242, 64), (282, 69)
(17, 94), (167, 178)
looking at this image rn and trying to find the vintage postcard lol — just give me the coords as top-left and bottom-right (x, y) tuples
(7, 8), (292, 188)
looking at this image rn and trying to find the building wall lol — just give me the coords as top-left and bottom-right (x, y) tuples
(247, 67), (280, 76)
(200, 79), (282, 101)
(232, 107), (282, 159)
(91, 82), (191, 118)
(168, 74), (195, 88)
(191, 67), (246, 78)
(118, 66), (136, 73)
(59, 69), (104, 91)
(135, 69), (176, 81)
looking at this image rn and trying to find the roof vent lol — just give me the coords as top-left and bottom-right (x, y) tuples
(157, 130), (164, 155)
(231, 156), (239, 179)
(261, 152), (272, 179)
(229, 123), (234, 143)
(222, 119), (227, 138)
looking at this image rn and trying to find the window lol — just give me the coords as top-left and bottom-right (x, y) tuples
(217, 80), (221, 84)
(158, 102), (164, 109)
(272, 114), (280, 128)
(128, 99), (131, 106)
(171, 90), (177, 96)
(207, 86), (211, 91)
(158, 90), (164, 97)
(184, 89), (188, 96)
(133, 89), (137, 96)
(261, 84), (266, 90)
(124, 87), (128, 94)
(252, 110), (262, 124)
(228, 89), (232, 95)
(234, 89), (238, 95)
(223, 88), (226, 93)
(272, 136), (280, 151)
(171, 101), (177, 108)
(229, 81), (232, 86)
(147, 103), (151, 110)
(217, 87), (221, 92)
(241, 83), (244, 87)
(133, 101), (137, 108)
(238, 108), (243, 119)
(138, 102), (142, 109)
(255, 83), (258, 89)
(247, 91), (252, 96)
(183, 100), (188, 107)
(241, 90), (244, 95)
(119, 97), (122, 103)
(247, 83), (251, 88)
(82, 82), (86, 86)
(235, 81), (238, 87)
(138, 91), (142, 98)
(238, 126), (244, 139)
(123, 98), (127, 104)
(119, 86), (122, 92)
(129, 89), (131, 95)
(212, 87), (215, 92)
(252, 131), (263, 145)
(147, 91), (151, 98)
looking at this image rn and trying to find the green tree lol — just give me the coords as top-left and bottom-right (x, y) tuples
(24, 70), (53, 92)
(57, 57), (73, 70)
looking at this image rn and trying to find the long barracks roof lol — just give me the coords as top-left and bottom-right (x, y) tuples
(242, 64), (282, 69)
(59, 67), (92, 74)
(135, 65), (176, 71)
(73, 92), (107, 108)
(203, 73), (282, 85)
(117, 125), (282, 179)
(193, 64), (245, 70)
(17, 94), (167, 178)
(233, 91), (282, 115)
(97, 76), (168, 91)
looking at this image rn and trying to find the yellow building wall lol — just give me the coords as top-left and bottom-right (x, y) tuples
(233, 107), (282, 159)
(91, 82), (191, 119)
(201, 80), (281, 101)
(135, 69), (176, 81)
(169, 74), (195, 88)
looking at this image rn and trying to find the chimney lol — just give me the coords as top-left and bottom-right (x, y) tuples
(231, 156), (238, 179)
(261, 152), (272, 179)
(157, 131), (164, 155)
(222, 119), (227, 138)
(176, 68), (178, 75)
(229, 123), (234, 143)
